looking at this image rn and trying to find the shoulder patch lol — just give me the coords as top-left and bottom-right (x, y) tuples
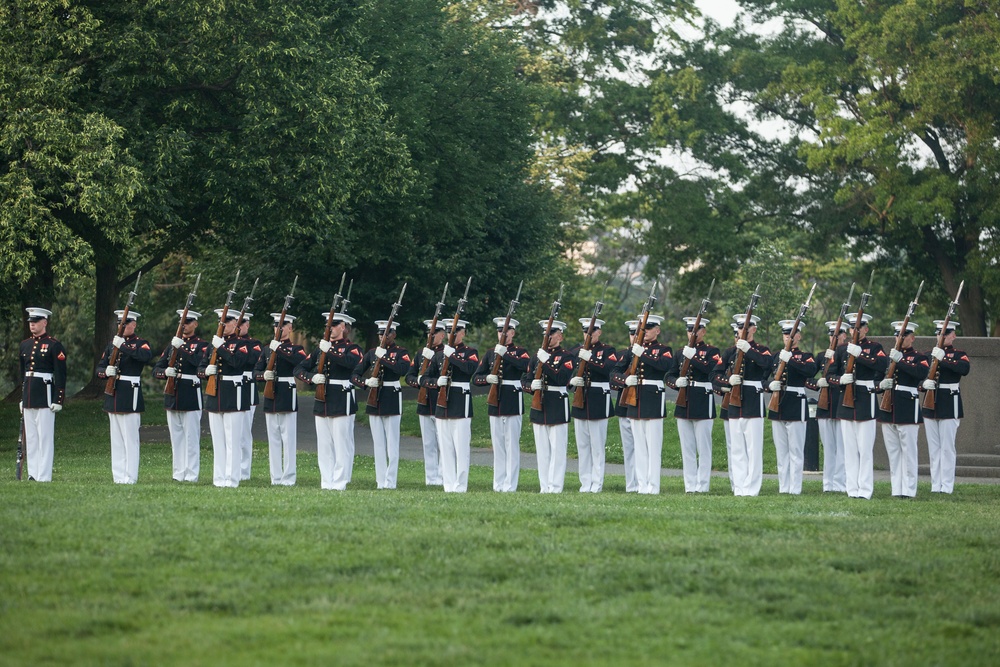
(141, 343), (150, 350)
(469, 354), (479, 363)
(57, 351), (66, 361)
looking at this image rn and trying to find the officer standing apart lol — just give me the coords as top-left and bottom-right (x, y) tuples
(812, 321), (848, 492)
(200, 309), (251, 487)
(19, 307), (67, 482)
(667, 316), (721, 494)
(569, 318), (618, 493)
(921, 320), (970, 494)
(256, 313), (307, 485)
(352, 320), (412, 490)
(153, 310), (209, 482)
(238, 314), (263, 480)
(767, 320), (818, 495)
(877, 321), (928, 498)
(474, 317), (530, 493)
(98, 310), (153, 484)
(828, 313), (887, 499)
(612, 320), (640, 492)
(406, 319), (446, 486)
(526, 320), (574, 493)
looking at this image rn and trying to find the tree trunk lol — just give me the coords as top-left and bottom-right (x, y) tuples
(75, 259), (119, 398)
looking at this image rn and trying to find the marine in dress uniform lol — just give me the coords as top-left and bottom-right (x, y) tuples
(876, 321), (929, 498)
(717, 323), (740, 493)
(405, 319), (446, 486)
(613, 314), (673, 495)
(19, 307), (67, 482)
(419, 319), (479, 493)
(666, 317), (722, 493)
(766, 320), (818, 495)
(473, 318), (530, 492)
(811, 321), (848, 492)
(612, 320), (641, 492)
(351, 320), (411, 490)
(97, 310), (154, 484)
(828, 313), (887, 499)
(152, 310), (209, 482)
(525, 320), (574, 493)
(255, 313), (307, 485)
(199, 309), (251, 488)
(568, 318), (618, 493)
(714, 314), (771, 496)
(238, 314), (263, 480)
(295, 313), (363, 490)
(921, 320), (970, 494)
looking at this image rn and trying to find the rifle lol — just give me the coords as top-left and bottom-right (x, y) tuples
(366, 283), (407, 408)
(721, 283), (761, 411)
(15, 413), (25, 481)
(619, 282), (659, 408)
(571, 281), (610, 410)
(339, 279), (353, 314)
(531, 284), (565, 412)
(817, 283), (855, 411)
(416, 282), (449, 406)
(263, 275), (298, 401)
(486, 281), (524, 408)
(674, 279), (715, 409)
(205, 273), (255, 398)
(164, 273), (202, 397)
(104, 272), (143, 396)
(767, 282), (817, 413)
(841, 270), (875, 409)
(878, 281), (924, 413)
(314, 273), (347, 403)
(921, 280), (964, 411)
(436, 277), (473, 410)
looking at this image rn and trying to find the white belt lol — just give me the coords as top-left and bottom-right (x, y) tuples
(222, 374), (245, 383)
(326, 378), (352, 387)
(938, 383), (960, 391)
(450, 382), (471, 390)
(502, 380), (521, 387)
(118, 375), (141, 384)
(180, 373), (201, 382)
(640, 379), (664, 388)
(25, 371), (54, 380)
(743, 380), (762, 390)
(894, 385), (918, 396)
(856, 380), (875, 389)
(589, 382), (611, 390)
(692, 381), (713, 389)
(243, 371), (253, 379)
(783, 386), (806, 395)
(546, 386), (568, 395)
(278, 376), (296, 385)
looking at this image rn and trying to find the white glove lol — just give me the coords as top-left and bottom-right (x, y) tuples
(879, 379), (894, 390)
(263, 370), (276, 381)
(437, 375), (450, 387)
(319, 339), (332, 353)
(625, 375), (639, 387)
(631, 343), (645, 357)
(682, 345), (696, 360)
(888, 348), (902, 363)
(769, 380), (782, 392)
(816, 377), (829, 388)
(846, 343), (862, 357)
(372, 346), (385, 359)
(720, 386), (731, 394)
(365, 377), (380, 388)
(18, 401), (23, 414)
(779, 349), (792, 363)
(531, 379), (544, 391)
(486, 374), (499, 385)
(736, 339), (751, 353)
(569, 376), (585, 387)
(105, 365), (117, 377)
(494, 344), (508, 357)
(270, 339), (281, 352)
(422, 346), (434, 360)
(931, 346), (945, 361)
(50, 403), (62, 413)
(839, 373), (854, 384)
(212, 335), (225, 349)
(443, 345), (456, 358)
(171, 336), (184, 349)
(922, 379), (937, 391)
(311, 373), (326, 385)
(113, 335), (125, 349)
(165, 367), (178, 378)
(205, 365), (218, 376)
(675, 377), (689, 388)
(729, 374), (742, 385)
(577, 348), (592, 362)
(825, 349), (835, 360)
(536, 348), (551, 363)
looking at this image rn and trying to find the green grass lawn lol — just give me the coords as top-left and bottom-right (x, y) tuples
(2, 401), (998, 666)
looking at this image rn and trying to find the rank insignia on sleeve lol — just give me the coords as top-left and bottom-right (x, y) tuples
(57, 351), (66, 361)
(141, 343), (150, 350)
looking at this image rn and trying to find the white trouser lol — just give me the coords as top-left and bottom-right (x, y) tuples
(534, 423), (568, 493)
(23, 408), (56, 482)
(619, 416), (637, 492)
(436, 418), (472, 493)
(209, 411), (244, 488)
(419, 414), (442, 485)
(266, 412), (297, 485)
(315, 415), (355, 490)
(840, 419), (876, 499)
(925, 417), (960, 493)
(167, 409), (201, 482)
(574, 418), (608, 492)
(882, 422), (919, 497)
(370, 414), (401, 489)
(772, 420), (807, 494)
(730, 417), (764, 496)
(678, 418), (714, 493)
(240, 404), (256, 480)
(632, 418), (664, 495)
(490, 415), (522, 492)
(819, 418), (846, 492)
(723, 419), (734, 492)
(109, 412), (141, 484)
